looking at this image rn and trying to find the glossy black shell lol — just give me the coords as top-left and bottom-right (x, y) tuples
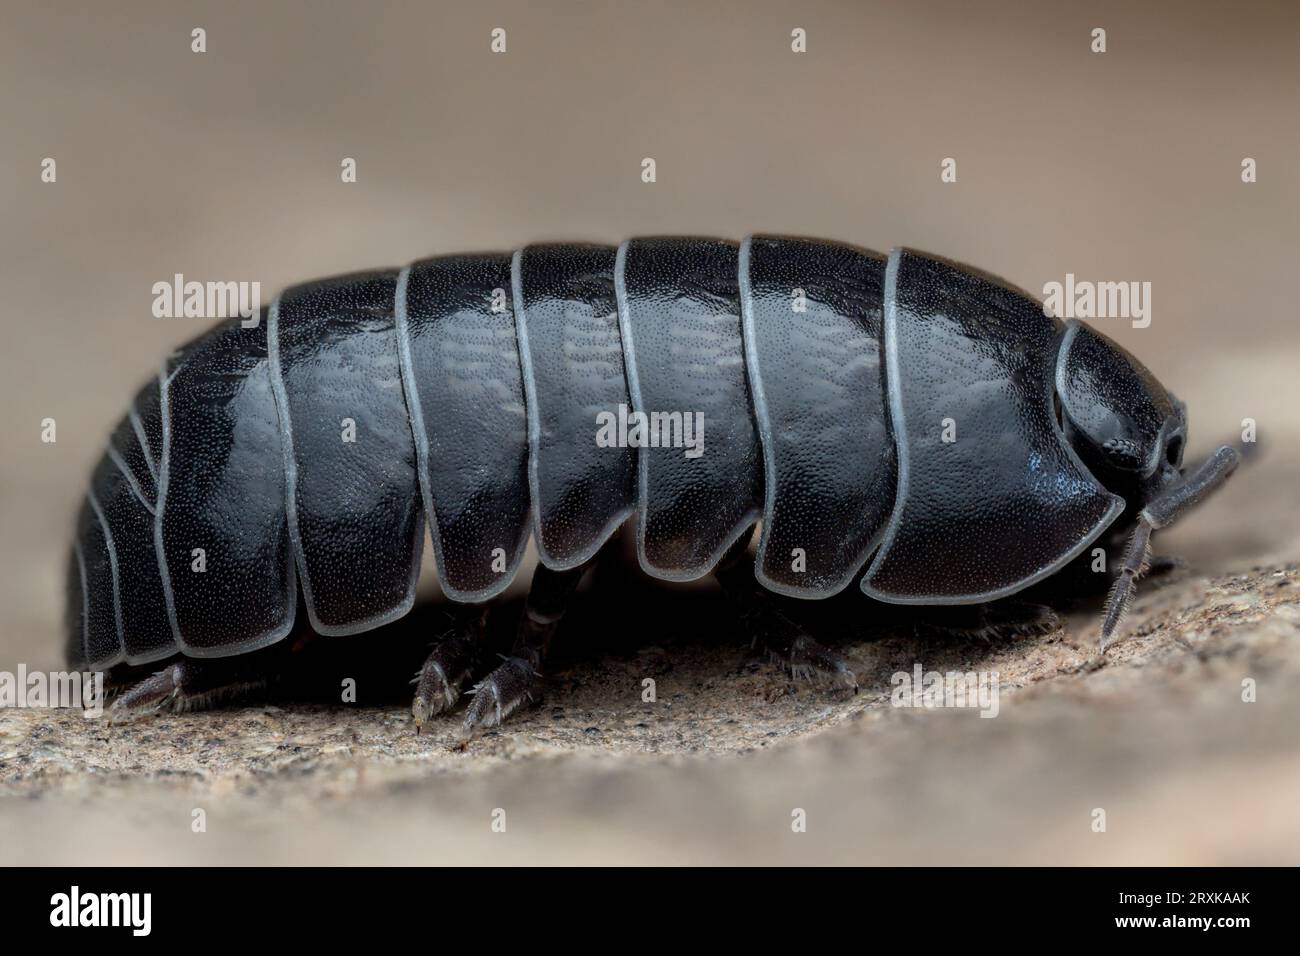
(66, 238), (1125, 670)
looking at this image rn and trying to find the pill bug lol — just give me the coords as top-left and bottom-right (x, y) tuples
(67, 236), (1239, 734)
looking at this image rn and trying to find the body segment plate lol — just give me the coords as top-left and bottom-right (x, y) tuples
(513, 243), (634, 570)
(74, 495), (122, 669)
(270, 273), (423, 634)
(741, 236), (896, 597)
(159, 320), (297, 653)
(615, 237), (762, 579)
(863, 250), (1123, 603)
(90, 453), (175, 663)
(397, 255), (531, 601)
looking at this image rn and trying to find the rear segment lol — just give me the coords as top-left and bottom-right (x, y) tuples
(87, 449), (173, 663)
(68, 375), (176, 669)
(67, 320), (297, 670)
(69, 494), (122, 669)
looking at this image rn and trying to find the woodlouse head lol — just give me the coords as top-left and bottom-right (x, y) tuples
(1054, 320), (1188, 505)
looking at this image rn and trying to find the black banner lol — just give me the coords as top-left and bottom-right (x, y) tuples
(0, 867), (1279, 942)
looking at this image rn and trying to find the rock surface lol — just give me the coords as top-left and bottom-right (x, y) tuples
(4, 553), (1297, 865)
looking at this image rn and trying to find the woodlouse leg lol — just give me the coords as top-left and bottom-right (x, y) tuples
(1100, 444), (1240, 651)
(715, 538), (858, 692)
(411, 607), (487, 734)
(108, 659), (267, 723)
(913, 602), (1061, 643)
(743, 595), (858, 691)
(461, 563), (589, 738)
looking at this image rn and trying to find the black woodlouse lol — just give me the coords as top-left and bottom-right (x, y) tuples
(67, 237), (1239, 736)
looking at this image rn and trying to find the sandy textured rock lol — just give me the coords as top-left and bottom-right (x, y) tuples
(3, 557), (1297, 865)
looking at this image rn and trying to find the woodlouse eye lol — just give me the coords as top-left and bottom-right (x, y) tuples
(1102, 437), (1145, 470)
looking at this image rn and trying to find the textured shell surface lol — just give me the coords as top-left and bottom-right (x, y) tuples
(66, 237), (1124, 669)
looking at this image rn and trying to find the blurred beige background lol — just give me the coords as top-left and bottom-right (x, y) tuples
(1, 0), (1298, 865)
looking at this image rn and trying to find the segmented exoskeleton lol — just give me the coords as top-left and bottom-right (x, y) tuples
(68, 236), (1238, 732)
